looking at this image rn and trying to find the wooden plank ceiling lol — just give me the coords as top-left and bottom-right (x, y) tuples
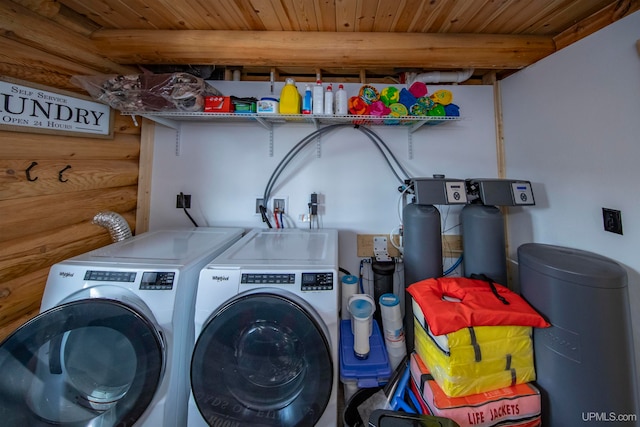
(12, 0), (640, 82)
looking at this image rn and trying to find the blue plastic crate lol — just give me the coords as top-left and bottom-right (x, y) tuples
(340, 319), (392, 400)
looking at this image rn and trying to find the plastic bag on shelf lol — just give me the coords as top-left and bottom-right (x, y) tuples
(70, 72), (222, 112)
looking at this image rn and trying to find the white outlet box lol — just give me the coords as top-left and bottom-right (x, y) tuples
(271, 195), (288, 214)
(254, 197), (265, 215)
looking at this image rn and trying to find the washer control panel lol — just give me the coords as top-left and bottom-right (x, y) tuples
(301, 272), (334, 291)
(240, 272), (334, 291)
(139, 272), (175, 290)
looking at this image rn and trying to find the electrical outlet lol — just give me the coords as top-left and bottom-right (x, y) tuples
(255, 196), (287, 215)
(176, 194), (191, 208)
(273, 196), (288, 213)
(255, 198), (264, 214)
(602, 208), (623, 235)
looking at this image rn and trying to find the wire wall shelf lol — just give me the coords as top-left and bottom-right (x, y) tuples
(123, 112), (462, 158)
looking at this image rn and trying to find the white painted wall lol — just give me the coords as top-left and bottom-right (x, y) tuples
(502, 10), (640, 418)
(148, 82), (498, 277)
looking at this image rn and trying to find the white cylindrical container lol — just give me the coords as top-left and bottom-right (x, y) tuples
(379, 293), (404, 344)
(379, 293), (406, 369)
(324, 84), (334, 115)
(386, 340), (407, 371)
(341, 275), (358, 320)
(335, 84), (348, 115)
(348, 294), (376, 359)
(312, 80), (324, 114)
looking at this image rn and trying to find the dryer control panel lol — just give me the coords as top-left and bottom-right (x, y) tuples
(84, 270), (136, 282)
(242, 273), (295, 284)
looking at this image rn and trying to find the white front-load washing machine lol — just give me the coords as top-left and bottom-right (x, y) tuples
(0, 227), (243, 427)
(189, 228), (339, 427)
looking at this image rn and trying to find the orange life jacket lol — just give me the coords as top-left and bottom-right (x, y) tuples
(407, 277), (550, 336)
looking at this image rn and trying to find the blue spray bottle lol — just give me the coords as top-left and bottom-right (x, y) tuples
(302, 84), (312, 114)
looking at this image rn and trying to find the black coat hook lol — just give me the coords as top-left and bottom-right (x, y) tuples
(26, 162), (38, 182)
(58, 165), (71, 183)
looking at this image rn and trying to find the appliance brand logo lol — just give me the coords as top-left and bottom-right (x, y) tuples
(539, 325), (581, 363)
(211, 275), (229, 282)
(59, 271), (74, 278)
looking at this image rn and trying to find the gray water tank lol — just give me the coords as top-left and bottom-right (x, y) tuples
(460, 204), (507, 286)
(403, 202), (443, 353)
(518, 243), (638, 427)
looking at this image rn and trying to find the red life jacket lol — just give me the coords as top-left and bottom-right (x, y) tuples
(407, 277), (550, 336)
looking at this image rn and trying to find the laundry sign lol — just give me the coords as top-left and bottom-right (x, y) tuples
(0, 76), (113, 138)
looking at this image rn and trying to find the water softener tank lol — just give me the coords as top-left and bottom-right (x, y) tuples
(403, 202), (443, 351)
(518, 243), (638, 427)
(461, 204), (507, 285)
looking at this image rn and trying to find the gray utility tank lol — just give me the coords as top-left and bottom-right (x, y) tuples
(518, 243), (638, 427)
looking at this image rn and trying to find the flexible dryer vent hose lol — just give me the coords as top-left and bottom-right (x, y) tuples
(92, 211), (133, 242)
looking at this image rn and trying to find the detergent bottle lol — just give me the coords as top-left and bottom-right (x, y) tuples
(279, 78), (301, 114)
(324, 84), (334, 115)
(335, 84), (348, 115)
(302, 84), (313, 114)
(312, 80), (324, 115)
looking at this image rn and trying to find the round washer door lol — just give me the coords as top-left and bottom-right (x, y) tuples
(0, 299), (164, 427)
(191, 290), (333, 427)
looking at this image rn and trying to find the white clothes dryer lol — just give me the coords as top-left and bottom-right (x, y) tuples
(0, 227), (243, 427)
(188, 228), (339, 427)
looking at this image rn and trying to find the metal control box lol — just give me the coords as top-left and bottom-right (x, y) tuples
(411, 177), (468, 205)
(467, 179), (535, 206)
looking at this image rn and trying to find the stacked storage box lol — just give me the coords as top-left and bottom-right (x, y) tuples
(406, 277), (549, 426)
(409, 352), (542, 427)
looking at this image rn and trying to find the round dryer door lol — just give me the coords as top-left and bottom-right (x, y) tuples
(191, 290), (333, 427)
(0, 299), (164, 426)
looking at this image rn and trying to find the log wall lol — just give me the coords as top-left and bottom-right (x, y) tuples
(0, 0), (142, 341)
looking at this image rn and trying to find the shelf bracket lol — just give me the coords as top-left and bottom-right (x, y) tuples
(407, 129), (414, 160)
(253, 116), (275, 157)
(409, 121), (428, 134)
(268, 127), (274, 157)
(313, 119), (321, 158)
(253, 116), (272, 131)
(139, 113), (180, 130)
(174, 124), (183, 156)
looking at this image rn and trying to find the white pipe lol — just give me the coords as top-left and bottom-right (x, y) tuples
(405, 69), (474, 85)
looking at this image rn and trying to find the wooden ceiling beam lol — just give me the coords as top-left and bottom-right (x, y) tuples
(91, 30), (556, 70)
